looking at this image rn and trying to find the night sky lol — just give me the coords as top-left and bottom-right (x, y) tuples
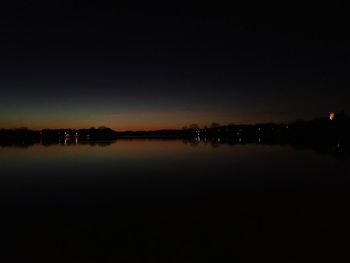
(1, 1), (349, 130)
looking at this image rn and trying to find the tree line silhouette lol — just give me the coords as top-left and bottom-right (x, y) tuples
(1, 111), (349, 156)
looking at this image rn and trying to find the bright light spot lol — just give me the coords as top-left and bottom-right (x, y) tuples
(330, 112), (335, 121)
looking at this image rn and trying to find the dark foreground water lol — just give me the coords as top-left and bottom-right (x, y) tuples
(0, 139), (349, 262)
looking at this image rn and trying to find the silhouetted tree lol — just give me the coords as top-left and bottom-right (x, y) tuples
(189, 124), (199, 130)
(210, 122), (220, 128)
(335, 110), (349, 121)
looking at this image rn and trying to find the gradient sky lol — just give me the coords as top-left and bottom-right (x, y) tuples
(0, 1), (349, 130)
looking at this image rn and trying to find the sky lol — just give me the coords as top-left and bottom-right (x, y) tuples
(0, 1), (349, 130)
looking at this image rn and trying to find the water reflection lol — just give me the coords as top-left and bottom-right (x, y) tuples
(0, 138), (349, 262)
(0, 137), (349, 159)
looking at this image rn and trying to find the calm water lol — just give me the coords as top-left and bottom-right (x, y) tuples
(0, 139), (349, 262)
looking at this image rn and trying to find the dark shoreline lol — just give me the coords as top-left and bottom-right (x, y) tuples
(1, 113), (350, 157)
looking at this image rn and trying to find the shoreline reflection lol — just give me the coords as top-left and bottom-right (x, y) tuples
(0, 137), (348, 159)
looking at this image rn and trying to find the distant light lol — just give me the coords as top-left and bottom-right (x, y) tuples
(286, 125), (289, 129)
(218, 138), (221, 142)
(330, 112), (335, 121)
(258, 138), (261, 143)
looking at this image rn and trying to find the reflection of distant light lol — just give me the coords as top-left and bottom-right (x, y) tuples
(258, 138), (261, 143)
(218, 138), (221, 142)
(338, 143), (340, 148)
(64, 138), (67, 145)
(239, 138), (242, 142)
(75, 137), (78, 145)
(286, 125), (289, 129)
(330, 112), (335, 121)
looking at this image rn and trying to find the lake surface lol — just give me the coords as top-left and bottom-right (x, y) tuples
(0, 139), (349, 262)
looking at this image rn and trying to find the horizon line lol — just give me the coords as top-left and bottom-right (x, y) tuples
(0, 115), (342, 133)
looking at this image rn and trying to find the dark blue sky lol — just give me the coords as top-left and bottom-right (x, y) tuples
(1, 1), (349, 130)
